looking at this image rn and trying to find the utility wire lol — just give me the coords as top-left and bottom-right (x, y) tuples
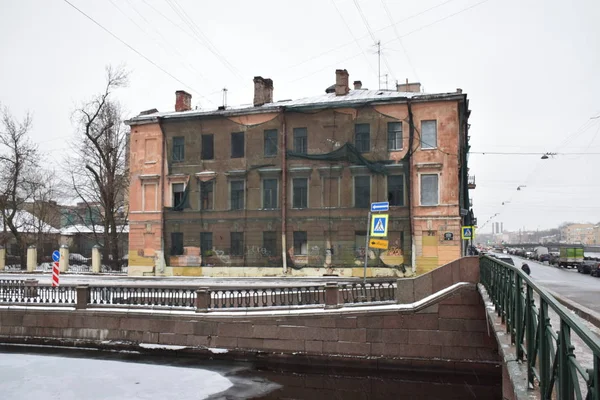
(352, 0), (396, 84)
(61, 0), (213, 104)
(292, 0), (491, 83)
(330, 0), (378, 76)
(164, 0), (243, 80)
(470, 151), (600, 155)
(380, 0), (419, 81)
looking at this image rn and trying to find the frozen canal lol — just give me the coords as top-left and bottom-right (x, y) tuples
(0, 345), (502, 399)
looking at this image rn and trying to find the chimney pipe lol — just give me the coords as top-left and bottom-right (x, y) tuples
(335, 69), (349, 96)
(353, 80), (362, 90)
(396, 81), (422, 93)
(253, 76), (273, 107)
(175, 90), (192, 112)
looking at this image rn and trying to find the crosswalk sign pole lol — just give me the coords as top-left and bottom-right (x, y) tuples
(363, 211), (371, 284)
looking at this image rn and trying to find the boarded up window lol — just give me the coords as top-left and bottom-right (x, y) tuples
(230, 232), (243, 256)
(322, 177), (339, 207)
(201, 134), (214, 160)
(231, 132), (244, 158)
(263, 231), (277, 257)
(143, 183), (157, 211)
(420, 174), (439, 206)
(421, 120), (437, 149)
(145, 138), (157, 162)
(171, 232), (183, 256)
(354, 176), (370, 208)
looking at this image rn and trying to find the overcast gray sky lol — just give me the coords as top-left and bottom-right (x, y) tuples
(1, 0), (599, 233)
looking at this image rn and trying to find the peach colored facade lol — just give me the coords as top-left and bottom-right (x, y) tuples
(125, 72), (474, 277)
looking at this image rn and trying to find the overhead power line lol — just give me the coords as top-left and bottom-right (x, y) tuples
(380, 0), (419, 81)
(61, 0), (213, 105)
(470, 151), (600, 155)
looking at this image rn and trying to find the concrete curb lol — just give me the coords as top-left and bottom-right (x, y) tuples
(545, 288), (600, 329)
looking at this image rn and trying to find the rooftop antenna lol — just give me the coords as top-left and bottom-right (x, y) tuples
(222, 88), (228, 108)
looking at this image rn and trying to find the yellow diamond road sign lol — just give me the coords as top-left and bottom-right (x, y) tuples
(369, 239), (389, 250)
(370, 214), (388, 237)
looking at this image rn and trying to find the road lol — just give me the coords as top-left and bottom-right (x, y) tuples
(497, 253), (600, 314)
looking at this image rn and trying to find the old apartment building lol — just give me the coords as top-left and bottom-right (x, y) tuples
(126, 69), (474, 277)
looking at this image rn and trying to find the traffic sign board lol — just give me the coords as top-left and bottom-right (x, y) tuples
(370, 214), (389, 237)
(369, 238), (389, 250)
(461, 226), (474, 240)
(52, 250), (60, 263)
(370, 201), (389, 212)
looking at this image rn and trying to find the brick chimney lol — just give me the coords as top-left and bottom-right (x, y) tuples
(335, 69), (349, 96)
(253, 76), (274, 107)
(353, 80), (362, 90)
(175, 90), (192, 112)
(396, 80), (421, 93)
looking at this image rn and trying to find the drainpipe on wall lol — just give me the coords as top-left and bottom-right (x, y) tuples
(406, 100), (417, 274)
(281, 110), (288, 274)
(158, 119), (167, 275)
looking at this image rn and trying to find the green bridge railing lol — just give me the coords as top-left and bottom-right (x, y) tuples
(480, 255), (600, 400)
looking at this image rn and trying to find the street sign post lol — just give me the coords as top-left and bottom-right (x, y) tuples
(461, 226), (474, 240)
(51, 250), (60, 287)
(370, 214), (389, 237)
(370, 201), (389, 212)
(369, 238), (389, 250)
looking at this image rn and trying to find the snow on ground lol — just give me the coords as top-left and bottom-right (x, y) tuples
(0, 351), (232, 399)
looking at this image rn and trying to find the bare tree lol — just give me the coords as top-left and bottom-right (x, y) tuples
(64, 66), (129, 270)
(0, 104), (39, 269)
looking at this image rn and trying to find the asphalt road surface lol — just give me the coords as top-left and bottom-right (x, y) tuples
(497, 253), (600, 314)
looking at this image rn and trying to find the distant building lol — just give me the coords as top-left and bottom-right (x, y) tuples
(125, 70), (474, 277)
(561, 223), (595, 245)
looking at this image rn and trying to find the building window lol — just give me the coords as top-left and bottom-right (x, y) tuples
(172, 136), (184, 162)
(354, 123), (370, 152)
(292, 178), (308, 209)
(230, 180), (245, 210)
(293, 127), (307, 154)
(201, 134), (214, 160)
(200, 180), (214, 210)
(293, 231), (307, 255)
(354, 176), (370, 208)
(231, 132), (244, 158)
(230, 232), (243, 256)
(200, 232), (212, 261)
(421, 120), (437, 149)
(263, 231), (277, 257)
(388, 175), (404, 206)
(172, 183), (185, 207)
(170, 232), (183, 256)
(387, 122), (402, 151)
(264, 129), (278, 157)
(421, 174), (439, 206)
(263, 178), (278, 209)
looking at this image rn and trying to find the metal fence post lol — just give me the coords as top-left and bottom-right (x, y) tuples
(76, 285), (89, 310)
(195, 287), (210, 313)
(325, 282), (339, 309)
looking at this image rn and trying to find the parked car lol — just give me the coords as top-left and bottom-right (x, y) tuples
(590, 263), (600, 277)
(577, 260), (599, 275)
(539, 254), (551, 263)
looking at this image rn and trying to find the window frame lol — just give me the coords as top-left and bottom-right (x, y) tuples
(387, 174), (405, 207)
(293, 231), (308, 255)
(200, 232), (213, 261)
(231, 132), (245, 158)
(264, 129), (278, 157)
(353, 175), (371, 208)
(263, 231), (277, 257)
(387, 121), (403, 151)
(172, 136), (185, 162)
(421, 120), (437, 150)
(262, 178), (278, 209)
(354, 123), (370, 153)
(201, 134), (214, 160)
(172, 183), (185, 208)
(420, 173), (440, 206)
(199, 180), (214, 211)
(170, 232), (184, 256)
(230, 232), (244, 256)
(293, 127), (308, 154)
(292, 177), (308, 209)
(230, 179), (245, 210)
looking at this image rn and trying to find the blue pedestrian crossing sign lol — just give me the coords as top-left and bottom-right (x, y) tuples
(461, 226), (474, 240)
(370, 214), (389, 237)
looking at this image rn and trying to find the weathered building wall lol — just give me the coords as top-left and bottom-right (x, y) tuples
(126, 85), (471, 277)
(128, 121), (165, 275)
